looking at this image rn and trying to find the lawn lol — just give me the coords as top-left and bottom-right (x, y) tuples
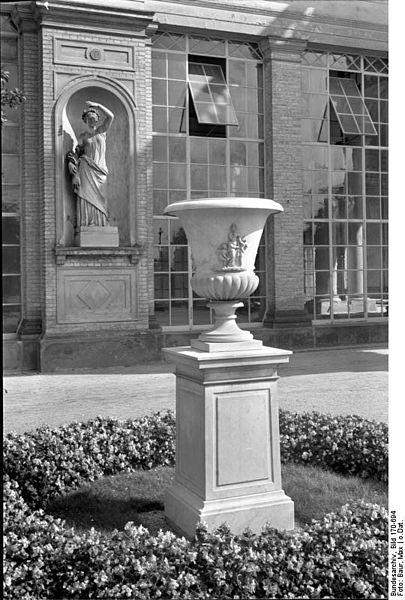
(47, 463), (388, 536)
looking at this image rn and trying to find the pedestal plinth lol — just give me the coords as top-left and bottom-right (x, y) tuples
(163, 346), (294, 538)
(76, 226), (119, 247)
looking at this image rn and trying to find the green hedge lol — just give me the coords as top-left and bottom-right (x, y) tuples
(3, 410), (388, 599)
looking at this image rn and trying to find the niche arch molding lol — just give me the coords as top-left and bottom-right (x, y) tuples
(54, 74), (138, 248)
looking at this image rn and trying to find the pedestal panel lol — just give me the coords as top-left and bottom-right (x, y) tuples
(216, 390), (271, 486)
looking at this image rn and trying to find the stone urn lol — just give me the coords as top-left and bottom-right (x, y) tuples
(164, 197), (283, 350)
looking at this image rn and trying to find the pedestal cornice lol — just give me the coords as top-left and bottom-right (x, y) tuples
(163, 345), (292, 385)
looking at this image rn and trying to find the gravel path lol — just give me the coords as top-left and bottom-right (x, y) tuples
(3, 346), (388, 434)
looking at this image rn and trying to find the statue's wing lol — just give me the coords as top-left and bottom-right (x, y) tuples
(62, 106), (78, 152)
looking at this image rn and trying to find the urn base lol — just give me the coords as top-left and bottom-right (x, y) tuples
(193, 301), (263, 351)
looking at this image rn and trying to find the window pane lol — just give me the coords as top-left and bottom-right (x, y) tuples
(313, 195), (329, 219)
(3, 275), (20, 304)
(170, 221), (188, 244)
(230, 141), (246, 165)
(168, 137), (186, 163)
(168, 81), (187, 107)
(190, 138), (208, 163)
(1, 155), (20, 184)
(154, 274), (169, 298)
(169, 164), (187, 188)
(303, 94), (328, 119)
(189, 63), (238, 125)
(168, 107), (186, 133)
(152, 52), (167, 78)
(331, 196), (347, 219)
(167, 54), (187, 80)
(364, 75), (379, 98)
(2, 246), (20, 274)
(209, 139), (226, 164)
(153, 219), (168, 244)
(153, 163), (167, 188)
(332, 222), (348, 245)
(2, 304), (21, 333)
(153, 190), (168, 215)
(210, 166), (227, 190)
(153, 136), (168, 162)
(152, 79), (167, 105)
(154, 248), (168, 271)
(171, 246), (188, 271)
(228, 61), (246, 85)
(314, 224), (329, 245)
(171, 273), (188, 298)
(154, 302), (170, 326)
(191, 164), (208, 189)
(348, 196), (363, 218)
(2, 186), (20, 214)
(366, 223), (381, 245)
(152, 106), (167, 133)
(2, 216), (20, 244)
(193, 300), (211, 325)
(365, 173), (380, 195)
(170, 301), (189, 326)
(1, 125), (20, 154)
(348, 223), (363, 245)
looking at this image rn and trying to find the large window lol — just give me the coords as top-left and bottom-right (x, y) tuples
(1, 15), (22, 334)
(302, 52), (388, 320)
(152, 33), (265, 328)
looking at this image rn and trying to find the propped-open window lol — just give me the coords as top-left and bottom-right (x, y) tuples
(188, 61), (238, 136)
(329, 77), (377, 136)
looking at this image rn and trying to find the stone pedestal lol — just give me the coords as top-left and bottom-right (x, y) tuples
(163, 345), (294, 538)
(76, 226), (119, 247)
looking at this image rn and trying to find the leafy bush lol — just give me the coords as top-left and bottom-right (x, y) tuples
(3, 410), (388, 598)
(3, 412), (176, 509)
(3, 410), (388, 511)
(279, 411), (388, 482)
(4, 477), (387, 599)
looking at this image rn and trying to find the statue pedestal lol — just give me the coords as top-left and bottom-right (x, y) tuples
(76, 226), (119, 247)
(163, 345), (294, 538)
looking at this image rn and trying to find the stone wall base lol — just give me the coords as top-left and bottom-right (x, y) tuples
(39, 330), (161, 372)
(3, 322), (388, 372)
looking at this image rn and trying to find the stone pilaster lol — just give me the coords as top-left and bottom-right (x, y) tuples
(260, 37), (311, 327)
(11, 4), (42, 369)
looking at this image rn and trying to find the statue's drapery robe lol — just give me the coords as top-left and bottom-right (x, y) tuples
(77, 132), (108, 226)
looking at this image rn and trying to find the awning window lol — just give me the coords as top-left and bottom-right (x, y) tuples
(188, 62), (238, 126)
(330, 77), (377, 136)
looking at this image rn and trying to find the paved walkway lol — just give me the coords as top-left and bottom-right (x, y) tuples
(3, 345), (388, 434)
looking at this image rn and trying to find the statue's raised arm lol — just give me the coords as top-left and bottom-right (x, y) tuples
(84, 101), (114, 134)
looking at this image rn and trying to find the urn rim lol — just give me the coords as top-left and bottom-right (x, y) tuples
(164, 197), (283, 216)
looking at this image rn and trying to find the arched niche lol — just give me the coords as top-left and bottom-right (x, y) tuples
(55, 76), (136, 247)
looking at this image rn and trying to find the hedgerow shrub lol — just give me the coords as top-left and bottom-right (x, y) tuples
(3, 412), (176, 509)
(4, 477), (388, 599)
(3, 410), (388, 511)
(279, 411), (388, 482)
(3, 410), (388, 598)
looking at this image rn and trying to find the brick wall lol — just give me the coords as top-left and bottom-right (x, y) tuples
(262, 38), (309, 324)
(19, 30), (41, 327)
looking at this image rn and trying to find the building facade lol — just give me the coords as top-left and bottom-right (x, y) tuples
(2, 0), (388, 371)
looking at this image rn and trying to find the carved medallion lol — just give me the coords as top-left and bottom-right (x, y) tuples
(88, 48), (102, 61)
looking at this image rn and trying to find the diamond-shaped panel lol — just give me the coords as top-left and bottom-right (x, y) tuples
(77, 281), (111, 310)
